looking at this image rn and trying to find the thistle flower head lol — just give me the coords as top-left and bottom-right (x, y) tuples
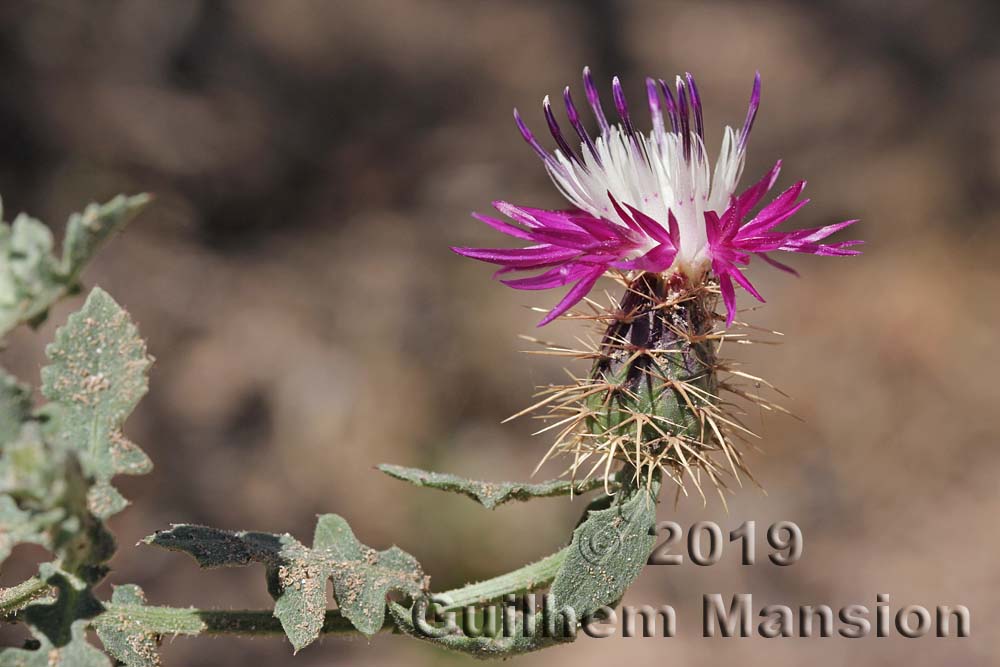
(455, 69), (862, 501)
(454, 68), (862, 325)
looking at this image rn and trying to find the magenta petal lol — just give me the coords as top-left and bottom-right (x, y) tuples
(607, 194), (646, 237)
(704, 210), (721, 246)
(756, 221), (862, 256)
(755, 252), (800, 276)
(567, 213), (633, 243)
(738, 198), (810, 237)
(728, 267), (765, 303)
(783, 243), (863, 257)
(537, 265), (605, 326)
(666, 210), (681, 246)
(716, 270), (738, 327)
(450, 245), (579, 267)
(623, 203), (675, 247)
(513, 108), (566, 176)
(732, 160), (782, 220)
(496, 202), (582, 232)
(491, 266), (518, 278)
(780, 219), (859, 245)
(583, 66), (611, 137)
(543, 95), (580, 163)
(738, 72), (761, 152)
(614, 244), (677, 272)
(685, 72), (705, 142)
(471, 212), (534, 241)
(647, 77), (666, 143)
(657, 78), (680, 132)
(522, 226), (600, 250)
(501, 264), (590, 290)
(612, 76), (639, 145)
(563, 86), (601, 164)
(756, 180), (806, 221)
(676, 77), (692, 159)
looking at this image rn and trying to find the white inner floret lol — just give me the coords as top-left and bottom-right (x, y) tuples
(545, 124), (746, 275)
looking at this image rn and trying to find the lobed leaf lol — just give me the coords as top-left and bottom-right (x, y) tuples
(309, 514), (424, 637)
(60, 195), (150, 282)
(0, 495), (49, 565)
(94, 585), (162, 667)
(29, 455), (117, 583)
(378, 464), (610, 510)
(0, 424), (50, 499)
(145, 514), (426, 651)
(0, 214), (60, 334)
(0, 629), (111, 667)
(0, 565), (110, 667)
(0, 194), (148, 338)
(0, 441), (116, 578)
(40, 288), (153, 519)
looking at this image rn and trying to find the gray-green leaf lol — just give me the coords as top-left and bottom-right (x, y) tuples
(378, 464), (610, 510)
(145, 514), (426, 651)
(309, 514), (423, 637)
(40, 288), (152, 519)
(549, 479), (660, 616)
(94, 584), (161, 667)
(0, 495), (48, 566)
(60, 195), (150, 281)
(0, 443), (116, 575)
(0, 628), (111, 667)
(0, 194), (148, 338)
(0, 423), (50, 499)
(0, 214), (60, 334)
(0, 565), (110, 667)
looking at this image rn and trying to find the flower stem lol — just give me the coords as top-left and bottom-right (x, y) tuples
(439, 546), (568, 610)
(0, 577), (50, 616)
(4, 547), (569, 639)
(93, 605), (369, 637)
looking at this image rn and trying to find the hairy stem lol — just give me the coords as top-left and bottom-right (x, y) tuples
(0, 577), (50, 616)
(4, 547), (568, 639)
(93, 605), (373, 637)
(439, 547), (568, 610)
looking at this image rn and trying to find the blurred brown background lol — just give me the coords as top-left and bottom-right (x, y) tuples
(1, 1), (998, 665)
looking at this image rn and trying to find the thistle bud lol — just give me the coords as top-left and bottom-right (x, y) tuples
(528, 273), (750, 501)
(586, 272), (717, 447)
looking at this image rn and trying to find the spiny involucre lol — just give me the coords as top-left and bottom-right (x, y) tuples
(453, 68), (862, 498)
